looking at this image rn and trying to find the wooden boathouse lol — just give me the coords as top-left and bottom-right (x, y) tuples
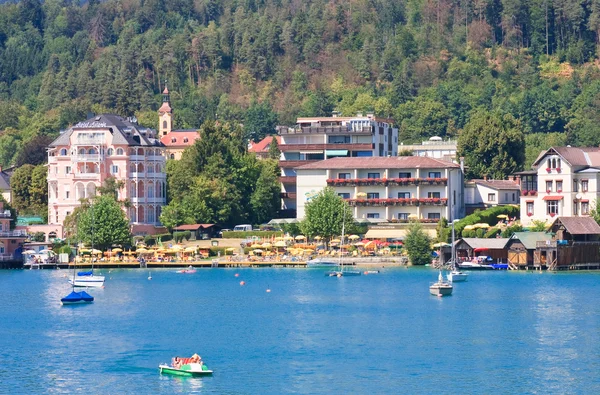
(506, 232), (552, 269)
(534, 217), (600, 270)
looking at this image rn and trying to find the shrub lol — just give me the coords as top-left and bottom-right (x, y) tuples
(144, 235), (156, 246)
(183, 230), (192, 241)
(484, 228), (501, 238)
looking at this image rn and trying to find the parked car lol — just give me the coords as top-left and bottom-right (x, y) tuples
(233, 224), (252, 232)
(218, 229), (231, 238)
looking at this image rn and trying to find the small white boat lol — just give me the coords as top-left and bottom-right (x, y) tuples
(430, 271), (453, 296)
(306, 258), (338, 268)
(69, 273), (105, 288)
(447, 270), (468, 282)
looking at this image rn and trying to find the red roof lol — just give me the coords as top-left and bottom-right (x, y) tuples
(173, 224), (215, 231)
(473, 179), (520, 190)
(249, 136), (281, 153)
(296, 156), (460, 170)
(163, 87), (169, 94)
(542, 196), (564, 201)
(158, 101), (172, 113)
(160, 130), (200, 147)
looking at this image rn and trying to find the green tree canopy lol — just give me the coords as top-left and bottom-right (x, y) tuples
(404, 221), (432, 266)
(300, 187), (354, 241)
(457, 110), (525, 179)
(77, 195), (131, 251)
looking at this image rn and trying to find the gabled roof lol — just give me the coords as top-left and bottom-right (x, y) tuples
(458, 238), (510, 250)
(551, 217), (600, 235)
(510, 232), (552, 249)
(160, 130), (200, 147)
(296, 156), (460, 170)
(473, 179), (520, 190)
(173, 224), (216, 231)
(249, 135), (281, 154)
(532, 146), (600, 167)
(49, 114), (165, 148)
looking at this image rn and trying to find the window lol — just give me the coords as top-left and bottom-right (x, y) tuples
(338, 193), (350, 199)
(547, 158), (551, 168)
(398, 172), (411, 178)
(60, 148), (67, 156)
(367, 192), (379, 199)
(546, 181), (553, 192)
(398, 213), (409, 220)
(488, 193), (496, 202)
(547, 200), (559, 216)
(163, 120), (167, 129)
(116, 148), (124, 155)
(582, 202), (590, 215)
(556, 181), (563, 192)
(65, 189), (70, 200)
(338, 173), (351, 179)
(505, 193), (508, 201)
(574, 202), (578, 215)
(552, 158), (556, 168)
(573, 180), (579, 192)
(397, 192), (410, 198)
(428, 192), (441, 199)
(428, 172), (441, 178)
(171, 138), (176, 143)
(512, 193), (516, 201)
(367, 173), (380, 179)
(111, 165), (119, 174)
(183, 137), (189, 143)
(367, 213), (380, 218)
(65, 166), (71, 174)
(526, 202), (534, 215)
(557, 158), (561, 169)
(428, 213), (441, 219)
(107, 148), (114, 156)
(582, 180), (589, 192)
(170, 154), (175, 160)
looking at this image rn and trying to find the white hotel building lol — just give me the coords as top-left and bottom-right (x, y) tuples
(295, 156), (464, 222)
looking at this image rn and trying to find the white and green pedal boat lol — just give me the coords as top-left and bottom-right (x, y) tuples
(159, 356), (213, 377)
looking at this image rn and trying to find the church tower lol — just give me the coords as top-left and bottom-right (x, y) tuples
(158, 83), (172, 137)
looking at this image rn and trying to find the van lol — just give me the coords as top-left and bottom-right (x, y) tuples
(233, 224), (252, 232)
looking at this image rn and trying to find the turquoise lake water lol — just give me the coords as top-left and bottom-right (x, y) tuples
(1, 267), (600, 394)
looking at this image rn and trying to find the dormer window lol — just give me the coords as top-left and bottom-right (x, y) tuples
(183, 137), (189, 143)
(171, 138), (176, 143)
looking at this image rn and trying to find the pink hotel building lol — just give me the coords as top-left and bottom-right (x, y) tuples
(47, 114), (167, 234)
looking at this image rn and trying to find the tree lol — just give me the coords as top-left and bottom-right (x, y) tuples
(77, 195), (131, 251)
(404, 221), (432, 266)
(300, 187), (353, 241)
(457, 110), (525, 179)
(15, 135), (55, 167)
(591, 199), (600, 226)
(244, 102), (278, 143)
(250, 160), (280, 224)
(97, 177), (125, 200)
(10, 164), (35, 213)
(268, 136), (280, 160)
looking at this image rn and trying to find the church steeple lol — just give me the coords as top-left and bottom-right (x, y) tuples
(158, 80), (173, 136)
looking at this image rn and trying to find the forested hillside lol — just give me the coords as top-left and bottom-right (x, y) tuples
(2, 0), (600, 177)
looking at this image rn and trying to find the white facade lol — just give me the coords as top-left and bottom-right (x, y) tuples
(465, 179), (520, 212)
(519, 147), (600, 226)
(398, 137), (457, 162)
(296, 157), (464, 222)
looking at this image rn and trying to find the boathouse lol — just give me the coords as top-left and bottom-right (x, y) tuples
(506, 232), (552, 268)
(534, 217), (600, 270)
(172, 224), (220, 240)
(455, 238), (509, 261)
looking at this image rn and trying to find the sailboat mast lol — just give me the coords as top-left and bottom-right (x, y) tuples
(340, 203), (345, 270)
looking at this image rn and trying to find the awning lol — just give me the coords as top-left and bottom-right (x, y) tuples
(268, 218), (299, 224)
(325, 150), (348, 156)
(364, 228), (437, 239)
(300, 151), (323, 154)
(542, 196), (564, 201)
(355, 218), (387, 224)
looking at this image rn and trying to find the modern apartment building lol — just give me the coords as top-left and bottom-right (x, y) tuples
(517, 146), (600, 226)
(277, 113), (398, 217)
(47, 114), (167, 234)
(295, 156), (464, 222)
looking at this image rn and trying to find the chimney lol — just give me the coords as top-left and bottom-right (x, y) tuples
(515, 175), (521, 185)
(483, 175), (488, 181)
(508, 175), (514, 182)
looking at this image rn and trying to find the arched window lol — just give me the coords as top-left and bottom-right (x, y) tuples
(138, 181), (145, 198)
(183, 137), (189, 143)
(130, 183), (137, 198)
(147, 206), (155, 223)
(76, 183), (85, 200)
(86, 183), (96, 198)
(156, 164), (161, 173)
(138, 163), (145, 173)
(107, 148), (114, 156)
(156, 206), (161, 224)
(130, 163), (136, 173)
(557, 158), (561, 169)
(116, 148), (124, 155)
(138, 148), (144, 155)
(547, 159), (551, 169)
(552, 158), (556, 168)
(147, 182), (154, 198)
(163, 120), (167, 129)
(147, 166), (154, 174)
(129, 148), (136, 155)
(171, 138), (176, 143)
(79, 148), (86, 155)
(88, 148), (97, 155)
(60, 148), (67, 156)
(130, 207), (137, 223)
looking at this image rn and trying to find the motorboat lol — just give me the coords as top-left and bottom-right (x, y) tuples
(177, 266), (197, 274)
(325, 269), (362, 277)
(429, 271), (453, 296)
(159, 355), (212, 377)
(457, 262), (494, 270)
(69, 271), (106, 287)
(306, 258), (338, 268)
(447, 269), (468, 282)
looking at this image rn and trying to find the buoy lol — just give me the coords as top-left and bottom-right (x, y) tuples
(234, 273), (239, 277)
(364, 271), (368, 275)
(148, 271), (152, 280)
(337, 273), (342, 278)
(240, 281), (246, 286)
(266, 288), (271, 293)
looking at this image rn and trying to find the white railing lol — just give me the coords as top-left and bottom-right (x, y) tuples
(75, 137), (105, 145)
(73, 172), (99, 179)
(129, 172), (146, 178)
(72, 154), (103, 162)
(130, 155), (144, 161)
(0, 230), (27, 237)
(0, 210), (12, 218)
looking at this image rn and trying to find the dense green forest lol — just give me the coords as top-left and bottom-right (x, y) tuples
(2, 0), (600, 178)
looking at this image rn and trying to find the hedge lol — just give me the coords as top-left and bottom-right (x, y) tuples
(454, 206), (520, 237)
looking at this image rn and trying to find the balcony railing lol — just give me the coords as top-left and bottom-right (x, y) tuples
(279, 143), (373, 152)
(74, 137), (105, 145)
(0, 254), (14, 261)
(73, 172), (100, 179)
(388, 218), (440, 224)
(280, 192), (297, 199)
(72, 154), (103, 162)
(279, 176), (297, 184)
(536, 240), (600, 248)
(0, 210), (12, 218)
(278, 126), (373, 135)
(346, 198), (448, 207)
(0, 230), (28, 238)
(279, 160), (320, 168)
(327, 177), (448, 187)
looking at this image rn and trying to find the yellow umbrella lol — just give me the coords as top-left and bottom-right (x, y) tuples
(226, 247), (236, 252)
(274, 237), (285, 241)
(432, 242), (451, 248)
(184, 247), (197, 253)
(274, 241), (287, 247)
(171, 245), (183, 251)
(463, 225), (475, 231)
(348, 235), (360, 240)
(136, 248), (149, 253)
(314, 236), (322, 240)
(252, 244), (263, 249)
(91, 249), (102, 255)
(283, 236), (294, 241)
(112, 248), (123, 252)
(262, 242), (272, 248)
(497, 214), (509, 219)
(295, 235), (306, 241)
(331, 239), (341, 243)
(475, 223), (490, 229)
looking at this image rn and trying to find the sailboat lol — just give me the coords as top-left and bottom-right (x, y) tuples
(326, 204), (361, 277)
(429, 270), (453, 296)
(69, 203), (105, 288)
(62, 257), (94, 305)
(446, 219), (468, 282)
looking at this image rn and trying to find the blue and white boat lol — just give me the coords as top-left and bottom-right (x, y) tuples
(61, 290), (94, 305)
(69, 270), (105, 287)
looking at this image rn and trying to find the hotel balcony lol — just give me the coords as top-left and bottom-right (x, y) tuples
(0, 210), (12, 218)
(0, 230), (28, 238)
(346, 198), (448, 207)
(279, 160), (320, 169)
(327, 177), (448, 187)
(73, 172), (100, 179)
(74, 137), (105, 145)
(278, 126), (373, 135)
(278, 143), (373, 152)
(72, 154), (103, 162)
(279, 176), (296, 184)
(129, 172), (146, 178)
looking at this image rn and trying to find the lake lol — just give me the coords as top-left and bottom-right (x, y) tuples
(1, 267), (600, 394)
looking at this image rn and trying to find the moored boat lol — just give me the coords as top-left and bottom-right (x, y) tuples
(69, 271), (105, 287)
(430, 271), (453, 296)
(61, 290), (94, 305)
(447, 270), (468, 282)
(306, 258), (338, 268)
